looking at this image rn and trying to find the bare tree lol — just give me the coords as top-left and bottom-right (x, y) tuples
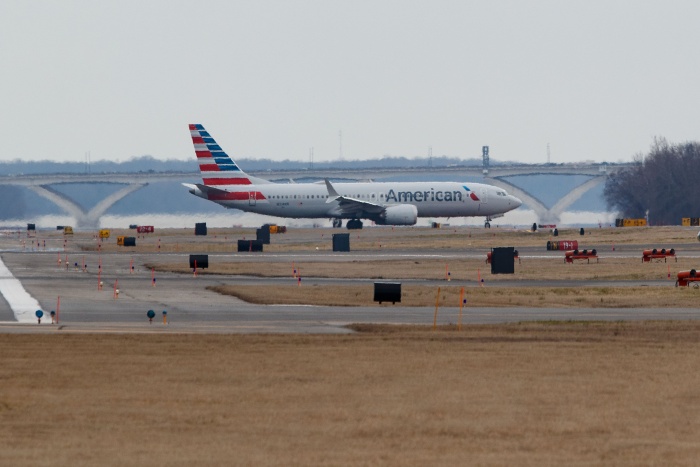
(604, 140), (700, 225)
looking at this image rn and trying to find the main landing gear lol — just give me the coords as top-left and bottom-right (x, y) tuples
(332, 219), (343, 228)
(346, 219), (363, 230)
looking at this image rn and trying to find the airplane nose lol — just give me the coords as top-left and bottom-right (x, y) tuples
(511, 196), (522, 208)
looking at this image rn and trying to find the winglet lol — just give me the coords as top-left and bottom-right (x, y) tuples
(325, 179), (340, 203)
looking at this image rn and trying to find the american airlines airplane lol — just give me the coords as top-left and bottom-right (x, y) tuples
(184, 124), (522, 229)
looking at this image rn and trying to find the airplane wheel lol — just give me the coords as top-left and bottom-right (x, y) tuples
(347, 219), (363, 230)
(485, 222), (491, 228)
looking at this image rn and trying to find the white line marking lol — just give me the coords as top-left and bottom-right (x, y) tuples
(0, 255), (45, 324)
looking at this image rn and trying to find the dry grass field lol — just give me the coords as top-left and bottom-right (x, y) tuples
(70, 224), (700, 254)
(150, 256), (695, 282)
(2, 322), (700, 466)
(207, 283), (700, 308)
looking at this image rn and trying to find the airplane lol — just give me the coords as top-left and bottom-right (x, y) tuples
(183, 124), (522, 229)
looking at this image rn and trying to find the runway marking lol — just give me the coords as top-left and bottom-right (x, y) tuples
(0, 255), (45, 324)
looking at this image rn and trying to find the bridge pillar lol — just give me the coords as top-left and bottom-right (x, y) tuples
(486, 175), (606, 225)
(27, 183), (148, 229)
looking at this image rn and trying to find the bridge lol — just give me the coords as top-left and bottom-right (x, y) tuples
(0, 162), (630, 228)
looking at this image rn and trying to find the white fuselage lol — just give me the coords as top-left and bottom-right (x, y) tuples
(194, 180), (521, 220)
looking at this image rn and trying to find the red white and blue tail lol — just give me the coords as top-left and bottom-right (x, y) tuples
(189, 124), (264, 186)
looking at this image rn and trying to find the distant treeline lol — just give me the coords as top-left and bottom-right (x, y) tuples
(0, 155), (484, 175)
(604, 139), (700, 225)
(0, 156), (195, 175)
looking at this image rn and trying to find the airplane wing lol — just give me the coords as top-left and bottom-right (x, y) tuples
(324, 179), (385, 216)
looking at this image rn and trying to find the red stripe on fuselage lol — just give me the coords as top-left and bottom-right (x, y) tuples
(208, 191), (266, 201)
(203, 178), (252, 185)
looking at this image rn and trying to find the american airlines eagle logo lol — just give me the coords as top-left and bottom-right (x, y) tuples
(463, 185), (480, 201)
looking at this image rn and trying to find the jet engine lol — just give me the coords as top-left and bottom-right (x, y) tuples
(374, 204), (418, 226)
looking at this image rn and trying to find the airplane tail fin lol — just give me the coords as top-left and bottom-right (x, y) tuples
(189, 124), (271, 186)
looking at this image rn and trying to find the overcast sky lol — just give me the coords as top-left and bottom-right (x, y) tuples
(1, 1), (699, 164)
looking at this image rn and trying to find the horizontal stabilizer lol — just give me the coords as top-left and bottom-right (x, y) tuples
(182, 182), (229, 197)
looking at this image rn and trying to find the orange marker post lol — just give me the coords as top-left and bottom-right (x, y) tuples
(113, 279), (119, 299)
(193, 259), (197, 277)
(458, 287), (465, 331)
(151, 268), (156, 287)
(56, 296), (60, 324)
(433, 287), (441, 330)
